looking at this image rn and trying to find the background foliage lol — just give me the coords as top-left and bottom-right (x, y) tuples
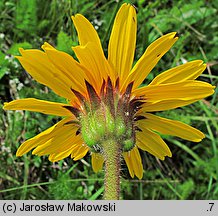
(0, 0), (217, 200)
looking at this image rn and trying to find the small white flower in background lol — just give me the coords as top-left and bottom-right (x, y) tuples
(0, 33), (5, 39)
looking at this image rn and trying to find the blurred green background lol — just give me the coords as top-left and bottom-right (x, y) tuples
(0, 0), (217, 200)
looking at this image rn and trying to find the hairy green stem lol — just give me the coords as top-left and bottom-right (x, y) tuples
(102, 139), (121, 200)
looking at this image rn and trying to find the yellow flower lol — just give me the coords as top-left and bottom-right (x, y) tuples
(3, 3), (215, 179)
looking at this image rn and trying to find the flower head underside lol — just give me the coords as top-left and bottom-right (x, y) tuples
(3, 3), (215, 179)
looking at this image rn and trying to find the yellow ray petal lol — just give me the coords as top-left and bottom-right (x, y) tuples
(108, 3), (137, 83)
(91, 153), (104, 173)
(131, 147), (143, 179)
(136, 127), (172, 159)
(42, 43), (88, 94)
(16, 118), (72, 156)
(139, 98), (199, 112)
(49, 139), (86, 162)
(72, 145), (89, 161)
(3, 98), (74, 116)
(72, 14), (102, 49)
(134, 80), (215, 102)
(150, 60), (206, 85)
(123, 151), (134, 178)
(139, 113), (205, 142)
(72, 14), (115, 85)
(48, 146), (75, 162)
(32, 125), (80, 155)
(123, 146), (143, 179)
(123, 32), (178, 90)
(136, 139), (165, 160)
(73, 43), (114, 91)
(17, 49), (75, 100)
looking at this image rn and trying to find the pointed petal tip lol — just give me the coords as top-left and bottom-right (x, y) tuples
(198, 130), (205, 139)
(192, 139), (204, 142)
(164, 32), (179, 41)
(32, 146), (46, 155)
(129, 172), (135, 178)
(192, 133), (205, 142)
(48, 157), (53, 162)
(159, 153), (172, 160)
(18, 48), (25, 55)
(71, 14), (83, 26)
(31, 148), (38, 155)
(16, 147), (25, 157)
(3, 101), (18, 110)
(19, 47), (24, 51)
(14, 55), (21, 60)
(119, 2), (128, 9)
(71, 14), (87, 24)
(16, 152), (22, 157)
(71, 14), (79, 23)
(48, 155), (57, 163)
(138, 174), (143, 180)
(71, 14), (81, 19)
(72, 154), (83, 161)
(71, 15), (75, 20)
(121, 2), (136, 11)
(164, 31), (178, 38)
(164, 147), (172, 158)
(2, 102), (8, 110)
(198, 60), (204, 65)
(71, 14), (78, 22)
(41, 42), (53, 51)
(41, 42), (46, 50)
(173, 32), (179, 38)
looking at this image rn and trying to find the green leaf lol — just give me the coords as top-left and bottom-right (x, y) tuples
(8, 42), (32, 56)
(56, 31), (75, 55)
(0, 67), (8, 79)
(15, 0), (37, 38)
(0, 51), (8, 65)
(0, 51), (8, 79)
(178, 180), (195, 199)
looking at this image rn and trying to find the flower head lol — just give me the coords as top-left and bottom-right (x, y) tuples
(3, 3), (215, 179)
